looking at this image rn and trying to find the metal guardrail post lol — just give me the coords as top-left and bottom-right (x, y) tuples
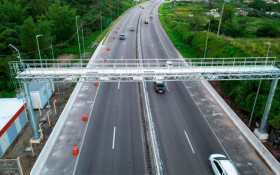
(259, 79), (278, 133)
(23, 82), (40, 139)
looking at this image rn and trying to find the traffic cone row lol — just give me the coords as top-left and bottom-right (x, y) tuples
(94, 82), (99, 86)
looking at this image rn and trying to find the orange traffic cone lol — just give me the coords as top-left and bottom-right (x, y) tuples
(72, 144), (79, 155)
(113, 35), (116, 39)
(82, 112), (88, 121)
(106, 46), (110, 51)
(94, 82), (99, 86)
(115, 30), (118, 34)
(104, 56), (107, 62)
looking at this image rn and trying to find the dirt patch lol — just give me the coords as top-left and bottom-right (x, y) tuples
(1, 83), (76, 175)
(209, 81), (280, 162)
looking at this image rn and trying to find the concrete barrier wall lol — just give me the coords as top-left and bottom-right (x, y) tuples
(201, 80), (280, 174)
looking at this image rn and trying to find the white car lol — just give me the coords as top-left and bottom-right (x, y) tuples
(209, 154), (240, 175)
(129, 26), (135, 31)
(165, 61), (174, 67)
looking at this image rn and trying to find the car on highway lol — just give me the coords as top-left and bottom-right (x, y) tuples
(144, 20), (149, 24)
(165, 61), (174, 67)
(129, 26), (135, 31)
(154, 81), (166, 93)
(150, 15), (153, 19)
(119, 34), (125, 40)
(209, 154), (240, 175)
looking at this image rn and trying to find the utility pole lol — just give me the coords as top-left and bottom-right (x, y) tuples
(203, 21), (210, 59)
(75, 16), (82, 60)
(51, 44), (55, 68)
(217, 0), (225, 36)
(100, 11), (103, 34)
(118, 1), (120, 16)
(36, 34), (43, 68)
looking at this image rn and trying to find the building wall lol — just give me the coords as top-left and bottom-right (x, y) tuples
(0, 110), (27, 158)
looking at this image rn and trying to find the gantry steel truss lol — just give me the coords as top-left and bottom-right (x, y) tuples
(9, 57), (280, 83)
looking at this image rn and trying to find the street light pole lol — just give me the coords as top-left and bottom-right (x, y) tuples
(36, 34), (43, 68)
(264, 42), (271, 66)
(75, 16), (82, 60)
(81, 23), (85, 58)
(217, 0), (225, 37)
(9, 44), (22, 63)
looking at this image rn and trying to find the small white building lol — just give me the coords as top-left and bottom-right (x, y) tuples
(29, 81), (54, 109)
(0, 98), (27, 158)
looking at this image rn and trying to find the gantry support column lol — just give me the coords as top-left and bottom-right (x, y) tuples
(23, 82), (40, 139)
(254, 79), (278, 140)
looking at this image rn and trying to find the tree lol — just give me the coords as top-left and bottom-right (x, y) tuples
(222, 5), (235, 23)
(256, 24), (280, 37)
(189, 14), (206, 31)
(48, 1), (77, 43)
(20, 17), (37, 52)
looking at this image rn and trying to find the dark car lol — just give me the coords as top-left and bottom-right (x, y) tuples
(119, 34), (125, 40)
(154, 81), (165, 93)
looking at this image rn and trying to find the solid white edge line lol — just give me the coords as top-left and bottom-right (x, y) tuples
(112, 126), (116, 149)
(72, 83), (101, 175)
(184, 130), (195, 154)
(118, 81), (121, 90)
(182, 81), (231, 159)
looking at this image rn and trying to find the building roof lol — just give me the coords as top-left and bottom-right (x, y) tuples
(0, 98), (26, 137)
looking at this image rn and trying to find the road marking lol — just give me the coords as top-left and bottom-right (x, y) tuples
(184, 130), (195, 154)
(73, 83), (101, 174)
(121, 56), (123, 60)
(112, 126), (116, 149)
(149, 34), (151, 38)
(165, 82), (169, 91)
(182, 82), (231, 158)
(118, 81), (120, 90)
(124, 41), (126, 46)
(152, 44), (154, 48)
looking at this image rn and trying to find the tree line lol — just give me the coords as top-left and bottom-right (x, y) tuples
(0, 0), (136, 97)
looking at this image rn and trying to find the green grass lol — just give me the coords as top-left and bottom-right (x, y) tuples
(159, 2), (280, 128)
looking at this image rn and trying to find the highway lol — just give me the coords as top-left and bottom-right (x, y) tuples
(73, 5), (147, 175)
(34, 0), (274, 174)
(140, 1), (226, 174)
(141, 0), (272, 174)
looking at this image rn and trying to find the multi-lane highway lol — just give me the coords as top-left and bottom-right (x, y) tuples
(73, 5), (147, 175)
(34, 0), (274, 174)
(141, 1), (226, 174)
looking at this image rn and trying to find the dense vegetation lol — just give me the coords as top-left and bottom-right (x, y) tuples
(159, 1), (280, 128)
(0, 0), (137, 97)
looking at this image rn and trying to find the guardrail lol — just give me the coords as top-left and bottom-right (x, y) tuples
(9, 57), (278, 70)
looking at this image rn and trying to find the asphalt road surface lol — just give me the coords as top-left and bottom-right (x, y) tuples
(73, 0), (273, 175)
(142, 0), (245, 175)
(73, 5), (148, 175)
